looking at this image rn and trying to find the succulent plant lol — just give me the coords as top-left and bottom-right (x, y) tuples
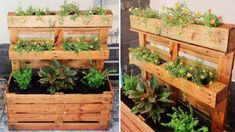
(12, 67), (32, 90)
(38, 60), (78, 94)
(129, 76), (172, 124)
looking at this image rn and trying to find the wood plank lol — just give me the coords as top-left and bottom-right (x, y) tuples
(130, 54), (228, 108)
(121, 110), (141, 132)
(130, 15), (235, 52)
(8, 122), (109, 130)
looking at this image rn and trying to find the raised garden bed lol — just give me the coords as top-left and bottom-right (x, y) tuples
(6, 72), (113, 131)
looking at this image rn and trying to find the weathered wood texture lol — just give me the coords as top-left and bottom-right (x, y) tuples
(130, 15), (235, 52)
(121, 102), (154, 132)
(130, 30), (234, 132)
(8, 10), (113, 28)
(6, 76), (113, 131)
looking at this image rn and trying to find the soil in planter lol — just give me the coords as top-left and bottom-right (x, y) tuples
(9, 71), (110, 94)
(121, 91), (172, 132)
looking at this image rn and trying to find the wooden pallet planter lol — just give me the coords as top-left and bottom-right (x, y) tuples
(6, 75), (113, 131)
(8, 10), (113, 28)
(121, 102), (154, 132)
(130, 15), (235, 52)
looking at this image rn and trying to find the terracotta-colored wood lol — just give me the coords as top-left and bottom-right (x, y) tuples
(130, 15), (235, 52)
(8, 11), (113, 28)
(121, 102), (154, 132)
(6, 75), (113, 131)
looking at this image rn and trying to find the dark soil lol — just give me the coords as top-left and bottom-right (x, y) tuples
(9, 71), (110, 94)
(121, 91), (173, 132)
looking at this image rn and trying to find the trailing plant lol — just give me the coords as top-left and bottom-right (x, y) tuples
(15, 40), (53, 53)
(38, 60), (78, 94)
(130, 47), (165, 65)
(59, 0), (80, 23)
(165, 57), (217, 86)
(129, 76), (172, 124)
(16, 6), (52, 16)
(161, 106), (208, 132)
(82, 68), (109, 89)
(62, 37), (100, 52)
(12, 67), (32, 90)
(123, 73), (139, 96)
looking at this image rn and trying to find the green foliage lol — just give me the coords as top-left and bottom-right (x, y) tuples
(62, 37), (100, 52)
(82, 68), (108, 89)
(15, 40), (53, 53)
(38, 60), (78, 94)
(16, 6), (51, 16)
(59, 0), (80, 22)
(165, 57), (217, 86)
(161, 106), (208, 132)
(130, 47), (165, 65)
(129, 7), (160, 19)
(129, 76), (172, 124)
(123, 73), (139, 96)
(12, 67), (32, 90)
(202, 9), (222, 27)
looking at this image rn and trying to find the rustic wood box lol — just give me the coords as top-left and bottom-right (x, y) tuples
(130, 15), (235, 52)
(6, 75), (113, 131)
(8, 10), (113, 28)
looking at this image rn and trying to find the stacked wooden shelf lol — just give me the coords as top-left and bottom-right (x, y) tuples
(6, 10), (114, 131)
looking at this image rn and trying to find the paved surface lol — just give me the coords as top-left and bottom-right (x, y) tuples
(0, 81), (119, 132)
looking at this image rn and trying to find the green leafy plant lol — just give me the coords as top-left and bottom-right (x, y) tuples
(166, 57), (217, 86)
(82, 68), (108, 89)
(59, 0), (80, 23)
(16, 6), (52, 16)
(15, 40), (53, 53)
(123, 73), (139, 96)
(129, 76), (172, 124)
(129, 7), (159, 19)
(12, 67), (32, 90)
(38, 60), (78, 94)
(62, 37), (100, 52)
(130, 47), (165, 65)
(161, 106), (208, 132)
(202, 9), (222, 27)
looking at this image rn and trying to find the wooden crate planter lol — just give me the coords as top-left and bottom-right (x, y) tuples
(130, 15), (235, 52)
(8, 10), (113, 28)
(121, 102), (154, 132)
(6, 75), (113, 131)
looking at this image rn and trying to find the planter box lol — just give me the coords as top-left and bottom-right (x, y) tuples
(130, 15), (235, 52)
(121, 102), (154, 132)
(129, 53), (228, 108)
(6, 76), (113, 131)
(9, 44), (109, 60)
(8, 10), (113, 28)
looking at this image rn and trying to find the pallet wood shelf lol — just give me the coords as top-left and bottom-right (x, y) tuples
(8, 10), (113, 28)
(129, 53), (228, 108)
(130, 15), (235, 52)
(6, 75), (113, 131)
(121, 102), (154, 132)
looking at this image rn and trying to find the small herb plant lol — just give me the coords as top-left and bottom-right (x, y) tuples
(62, 37), (100, 52)
(161, 106), (208, 132)
(59, 0), (80, 22)
(129, 76), (172, 124)
(202, 9), (222, 27)
(12, 67), (32, 90)
(15, 6), (52, 16)
(38, 60), (78, 94)
(82, 68), (108, 89)
(165, 57), (217, 86)
(123, 73), (139, 96)
(130, 47), (165, 65)
(129, 7), (160, 19)
(15, 40), (53, 53)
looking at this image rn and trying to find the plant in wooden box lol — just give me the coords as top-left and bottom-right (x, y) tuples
(12, 67), (32, 90)
(162, 106), (208, 132)
(128, 76), (172, 123)
(39, 60), (78, 94)
(165, 57), (217, 86)
(15, 40), (54, 53)
(62, 37), (100, 53)
(122, 73), (139, 96)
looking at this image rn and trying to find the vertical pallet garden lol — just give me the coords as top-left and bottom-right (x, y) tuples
(6, 4), (114, 131)
(121, 4), (235, 132)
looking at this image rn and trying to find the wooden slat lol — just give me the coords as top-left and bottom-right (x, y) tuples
(8, 122), (109, 131)
(121, 102), (154, 132)
(130, 54), (228, 108)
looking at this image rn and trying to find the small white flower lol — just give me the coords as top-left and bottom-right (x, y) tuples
(135, 7), (138, 10)
(89, 10), (93, 13)
(129, 8), (132, 12)
(95, 37), (99, 41)
(97, 5), (101, 8)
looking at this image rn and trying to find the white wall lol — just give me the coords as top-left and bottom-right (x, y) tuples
(0, 0), (119, 43)
(150, 0), (235, 81)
